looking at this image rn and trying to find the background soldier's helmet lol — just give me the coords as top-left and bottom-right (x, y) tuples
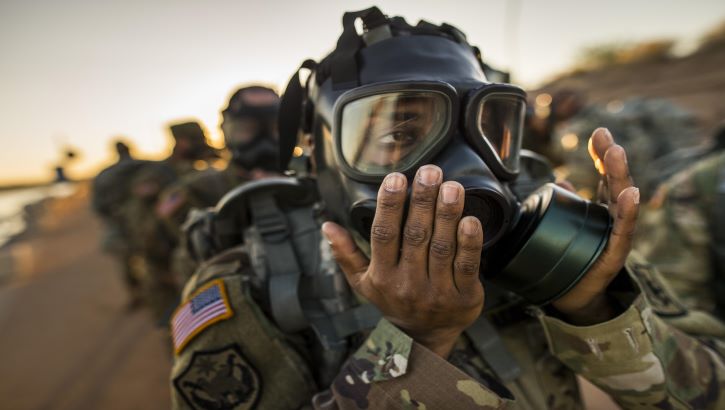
(169, 121), (217, 160)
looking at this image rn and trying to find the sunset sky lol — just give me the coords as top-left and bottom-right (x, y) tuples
(1, 0), (724, 185)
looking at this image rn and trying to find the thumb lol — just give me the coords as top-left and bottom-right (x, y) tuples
(321, 221), (369, 283)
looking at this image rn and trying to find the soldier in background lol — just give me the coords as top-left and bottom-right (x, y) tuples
(157, 86), (281, 283)
(524, 91), (699, 200)
(122, 121), (217, 323)
(92, 140), (150, 308)
(523, 89), (585, 165)
(636, 122), (725, 319)
(157, 86), (281, 239)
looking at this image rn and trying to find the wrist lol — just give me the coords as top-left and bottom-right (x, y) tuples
(555, 293), (617, 326)
(403, 328), (461, 358)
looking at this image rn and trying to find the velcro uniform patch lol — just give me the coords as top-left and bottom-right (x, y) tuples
(171, 280), (234, 354)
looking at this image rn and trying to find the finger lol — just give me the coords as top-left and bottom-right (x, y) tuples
(453, 216), (484, 293)
(597, 179), (609, 204)
(399, 165), (442, 274)
(589, 128), (614, 203)
(428, 181), (465, 289)
(322, 222), (369, 286)
(589, 187), (640, 284)
(603, 145), (634, 216)
(589, 127), (615, 172)
(369, 172), (407, 270)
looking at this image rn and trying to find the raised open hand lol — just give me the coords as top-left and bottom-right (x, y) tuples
(322, 165), (484, 358)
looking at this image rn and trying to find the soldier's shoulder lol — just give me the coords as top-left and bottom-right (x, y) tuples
(181, 246), (250, 299)
(170, 268), (262, 409)
(171, 245), (317, 410)
(658, 151), (725, 203)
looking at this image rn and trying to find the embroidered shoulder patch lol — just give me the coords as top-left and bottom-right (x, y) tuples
(172, 279), (234, 354)
(174, 344), (260, 410)
(630, 262), (687, 317)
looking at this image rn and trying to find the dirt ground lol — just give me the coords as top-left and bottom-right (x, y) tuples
(0, 185), (171, 410)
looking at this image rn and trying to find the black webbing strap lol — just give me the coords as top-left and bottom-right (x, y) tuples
(299, 273), (348, 299)
(331, 6), (387, 90)
(298, 265), (382, 348)
(464, 316), (522, 383)
(278, 59), (317, 171)
(308, 304), (382, 350)
(249, 193), (308, 332)
(330, 304), (381, 337)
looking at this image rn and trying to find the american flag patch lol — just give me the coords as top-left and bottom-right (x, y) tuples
(171, 280), (233, 354)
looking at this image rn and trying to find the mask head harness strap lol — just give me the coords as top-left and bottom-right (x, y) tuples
(278, 8), (493, 172)
(330, 6), (388, 90)
(278, 59), (317, 171)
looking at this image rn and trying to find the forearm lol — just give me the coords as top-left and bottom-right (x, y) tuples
(538, 253), (725, 409)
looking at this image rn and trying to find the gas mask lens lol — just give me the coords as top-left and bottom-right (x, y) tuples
(476, 94), (525, 174)
(340, 91), (450, 175)
(223, 117), (278, 147)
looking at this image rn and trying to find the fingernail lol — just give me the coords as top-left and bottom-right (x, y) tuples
(597, 127), (613, 143)
(462, 218), (479, 236)
(441, 183), (459, 204)
(632, 187), (640, 205)
(418, 165), (441, 186)
(384, 173), (405, 192)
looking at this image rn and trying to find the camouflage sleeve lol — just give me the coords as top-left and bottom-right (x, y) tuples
(537, 251), (725, 409)
(323, 319), (510, 409)
(636, 152), (724, 312)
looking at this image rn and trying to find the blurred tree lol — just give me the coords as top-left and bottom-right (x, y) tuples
(573, 39), (674, 72)
(698, 19), (725, 51)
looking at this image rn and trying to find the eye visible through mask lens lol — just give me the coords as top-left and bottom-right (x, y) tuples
(340, 91), (450, 175)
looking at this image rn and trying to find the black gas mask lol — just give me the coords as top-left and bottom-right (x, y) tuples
(279, 7), (611, 305)
(222, 86), (281, 172)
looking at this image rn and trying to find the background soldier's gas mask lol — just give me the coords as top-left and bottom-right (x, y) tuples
(222, 86), (281, 171)
(279, 7), (611, 305)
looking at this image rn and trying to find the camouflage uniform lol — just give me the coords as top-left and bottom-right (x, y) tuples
(121, 157), (199, 321)
(92, 155), (151, 304)
(549, 98), (699, 199)
(170, 233), (725, 409)
(636, 151), (725, 317)
(157, 166), (251, 283)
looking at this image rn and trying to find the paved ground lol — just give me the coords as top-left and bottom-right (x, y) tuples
(0, 185), (171, 410)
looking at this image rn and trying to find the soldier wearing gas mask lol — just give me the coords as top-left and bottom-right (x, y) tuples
(156, 86), (281, 284)
(169, 8), (725, 410)
(157, 86), (281, 237)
